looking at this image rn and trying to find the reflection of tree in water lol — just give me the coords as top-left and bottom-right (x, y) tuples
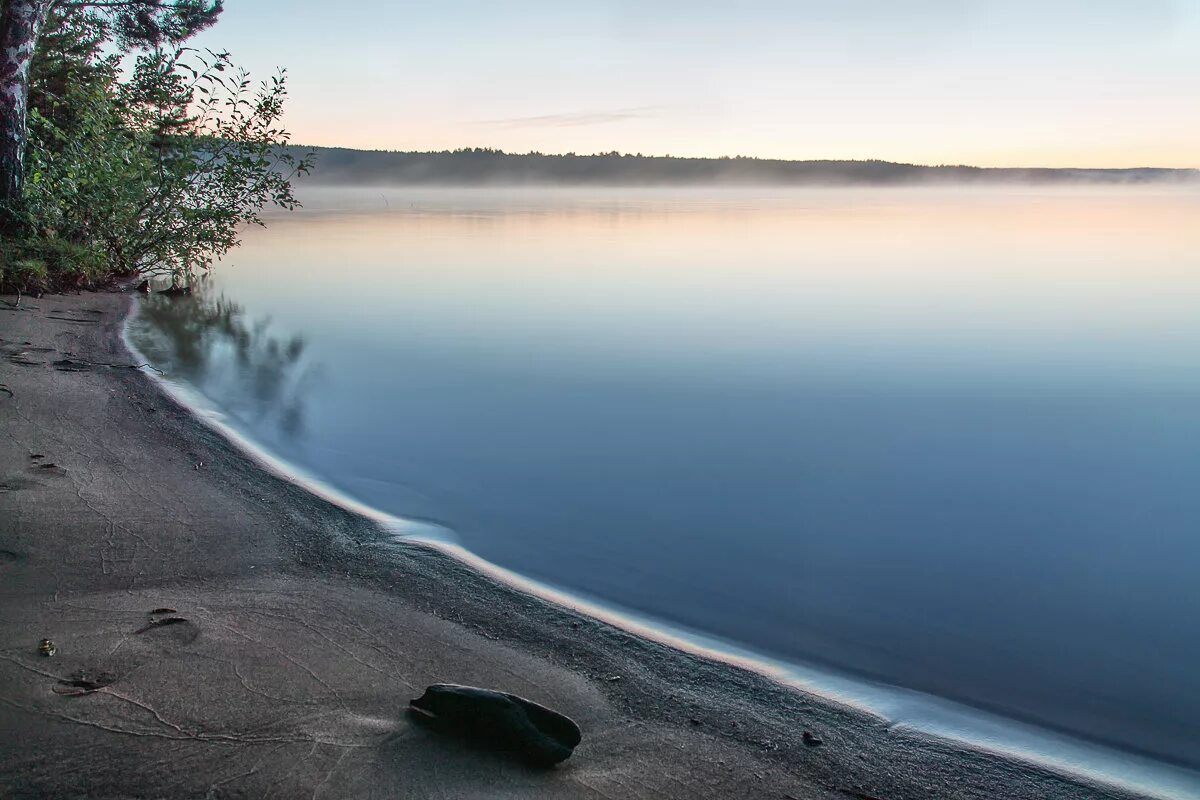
(135, 289), (312, 439)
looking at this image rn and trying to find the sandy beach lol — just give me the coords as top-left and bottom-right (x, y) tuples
(0, 289), (1155, 799)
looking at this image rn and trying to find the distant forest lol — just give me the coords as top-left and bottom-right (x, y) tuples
(298, 147), (1198, 186)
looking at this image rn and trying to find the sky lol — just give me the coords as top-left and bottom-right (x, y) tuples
(185, 0), (1200, 168)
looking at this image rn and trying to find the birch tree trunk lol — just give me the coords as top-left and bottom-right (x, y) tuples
(0, 0), (51, 220)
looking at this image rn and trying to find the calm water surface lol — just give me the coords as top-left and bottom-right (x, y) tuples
(130, 186), (1200, 769)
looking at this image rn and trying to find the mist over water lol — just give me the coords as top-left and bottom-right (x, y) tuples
(130, 185), (1200, 770)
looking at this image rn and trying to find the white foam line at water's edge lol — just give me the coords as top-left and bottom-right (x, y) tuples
(122, 299), (1200, 800)
(121, 300), (452, 542)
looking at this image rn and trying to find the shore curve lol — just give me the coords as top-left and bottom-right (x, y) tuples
(0, 288), (1190, 799)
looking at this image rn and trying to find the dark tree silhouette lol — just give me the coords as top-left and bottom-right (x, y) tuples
(294, 146), (1196, 187)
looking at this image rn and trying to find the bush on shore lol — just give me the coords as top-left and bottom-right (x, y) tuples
(1, 8), (311, 295)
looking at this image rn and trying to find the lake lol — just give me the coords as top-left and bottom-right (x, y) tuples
(128, 185), (1200, 771)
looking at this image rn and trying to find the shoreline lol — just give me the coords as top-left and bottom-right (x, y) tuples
(123, 293), (1200, 798)
(1, 289), (1192, 799)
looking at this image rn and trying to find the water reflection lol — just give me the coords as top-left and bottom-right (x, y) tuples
(133, 289), (313, 439)
(133, 187), (1200, 772)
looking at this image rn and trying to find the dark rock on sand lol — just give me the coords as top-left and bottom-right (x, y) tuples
(409, 683), (582, 767)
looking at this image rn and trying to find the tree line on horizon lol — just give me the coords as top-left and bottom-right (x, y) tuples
(298, 146), (1197, 187)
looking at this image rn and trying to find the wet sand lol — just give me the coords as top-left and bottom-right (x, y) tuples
(0, 290), (1155, 799)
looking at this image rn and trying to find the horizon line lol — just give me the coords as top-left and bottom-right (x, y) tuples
(287, 144), (1200, 173)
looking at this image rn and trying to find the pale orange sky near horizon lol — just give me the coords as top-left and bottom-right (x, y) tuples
(188, 1), (1200, 169)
